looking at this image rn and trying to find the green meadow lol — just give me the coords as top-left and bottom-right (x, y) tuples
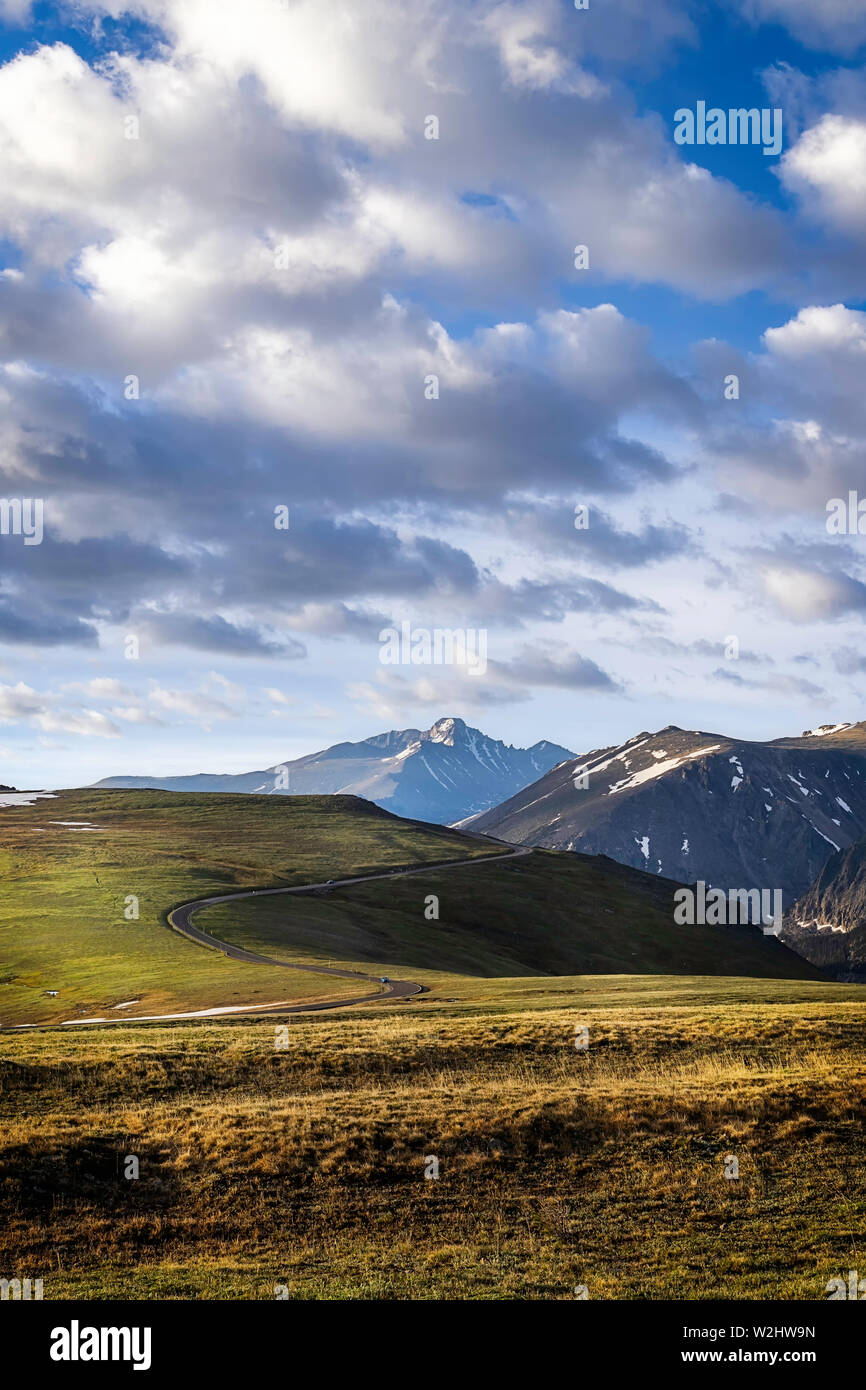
(0, 788), (491, 1027)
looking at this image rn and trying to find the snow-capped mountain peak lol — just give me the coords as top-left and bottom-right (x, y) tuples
(92, 717), (575, 826)
(425, 716), (464, 746)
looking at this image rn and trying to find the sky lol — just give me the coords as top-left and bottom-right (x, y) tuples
(0, 0), (866, 787)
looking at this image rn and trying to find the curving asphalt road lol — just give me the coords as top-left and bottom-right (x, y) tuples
(164, 846), (532, 1015)
(17, 844), (531, 1029)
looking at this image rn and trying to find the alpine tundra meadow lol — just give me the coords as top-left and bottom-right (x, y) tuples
(0, 0), (865, 1371)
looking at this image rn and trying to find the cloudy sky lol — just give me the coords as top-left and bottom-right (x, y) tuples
(0, 0), (865, 787)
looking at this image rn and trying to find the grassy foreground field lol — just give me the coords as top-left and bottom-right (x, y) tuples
(1, 974), (864, 1299)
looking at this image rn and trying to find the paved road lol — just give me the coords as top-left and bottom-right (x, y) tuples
(165, 847), (531, 1010)
(19, 845), (530, 1030)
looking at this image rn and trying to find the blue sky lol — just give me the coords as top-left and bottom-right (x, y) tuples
(0, 0), (865, 788)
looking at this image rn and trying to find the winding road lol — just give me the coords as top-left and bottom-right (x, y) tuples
(26, 844), (530, 1029)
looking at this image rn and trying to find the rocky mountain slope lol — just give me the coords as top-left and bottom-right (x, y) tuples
(783, 830), (866, 981)
(467, 721), (866, 904)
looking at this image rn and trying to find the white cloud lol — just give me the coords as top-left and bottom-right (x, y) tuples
(95, 0), (413, 145)
(481, 1), (599, 93)
(0, 1), (33, 23)
(157, 299), (685, 449)
(761, 564), (866, 621)
(0, 681), (42, 720)
(781, 116), (866, 233)
(763, 302), (866, 358)
(36, 709), (121, 737)
(147, 686), (239, 721)
(698, 303), (866, 515)
(0, 0), (855, 781)
(0, 681), (121, 736)
(109, 704), (165, 726)
(0, 0), (792, 400)
(61, 677), (131, 698)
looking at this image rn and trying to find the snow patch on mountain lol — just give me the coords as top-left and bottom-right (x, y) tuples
(805, 819), (840, 851)
(802, 723), (853, 738)
(607, 745), (722, 796)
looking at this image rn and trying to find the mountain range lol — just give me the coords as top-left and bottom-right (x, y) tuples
(91, 712), (866, 980)
(92, 716), (574, 826)
(467, 720), (866, 905)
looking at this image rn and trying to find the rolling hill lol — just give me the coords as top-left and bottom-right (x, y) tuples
(199, 845), (825, 983)
(0, 787), (495, 1028)
(0, 784), (821, 1029)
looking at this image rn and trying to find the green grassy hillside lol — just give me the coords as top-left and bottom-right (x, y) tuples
(0, 789), (493, 1028)
(201, 848), (824, 983)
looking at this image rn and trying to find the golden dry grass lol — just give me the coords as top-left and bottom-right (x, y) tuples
(1, 981), (864, 1299)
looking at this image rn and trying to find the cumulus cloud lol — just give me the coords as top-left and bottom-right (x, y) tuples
(489, 643), (621, 691)
(0, 0), (792, 388)
(0, 0), (855, 766)
(760, 561), (866, 621)
(0, 2), (794, 707)
(503, 499), (695, 566)
(695, 303), (866, 518)
(712, 666), (827, 699)
(347, 634), (620, 719)
(0, 1), (33, 24)
(61, 678), (131, 697)
(36, 708), (122, 737)
(0, 680), (121, 735)
(781, 118), (866, 233)
(763, 302), (866, 361)
(0, 602), (99, 647)
(147, 685), (240, 721)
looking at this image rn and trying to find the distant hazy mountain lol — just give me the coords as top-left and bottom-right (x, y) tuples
(467, 720), (866, 903)
(783, 831), (866, 982)
(92, 716), (574, 825)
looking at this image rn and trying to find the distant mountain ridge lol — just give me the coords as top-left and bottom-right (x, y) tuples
(468, 720), (866, 904)
(92, 716), (574, 826)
